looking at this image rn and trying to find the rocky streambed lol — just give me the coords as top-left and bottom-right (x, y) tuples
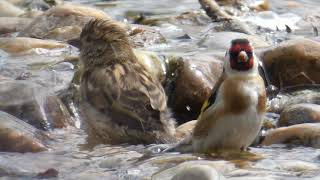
(0, 0), (320, 179)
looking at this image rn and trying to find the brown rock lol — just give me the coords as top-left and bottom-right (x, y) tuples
(216, 0), (239, 6)
(261, 123), (320, 148)
(267, 85), (320, 113)
(0, 80), (48, 130)
(43, 95), (74, 129)
(36, 168), (59, 179)
(131, 11), (210, 27)
(0, 111), (48, 153)
(250, 0), (269, 11)
(128, 25), (166, 48)
(170, 11), (211, 26)
(279, 103), (320, 127)
(261, 39), (320, 88)
(0, 17), (32, 34)
(0, 1), (24, 17)
(19, 4), (110, 41)
(171, 164), (225, 180)
(169, 55), (224, 123)
(0, 80), (73, 130)
(0, 37), (66, 54)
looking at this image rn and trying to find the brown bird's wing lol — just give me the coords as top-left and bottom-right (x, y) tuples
(193, 103), (224, 138)
(193, 70), (226, 138)
(82, 63), (167, 132)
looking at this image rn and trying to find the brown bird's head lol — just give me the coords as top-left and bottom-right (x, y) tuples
(225, 39), (258, 75)
(80, 18), (135, 67)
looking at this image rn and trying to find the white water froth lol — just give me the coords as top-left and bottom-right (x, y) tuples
(243, 11), (301, 31)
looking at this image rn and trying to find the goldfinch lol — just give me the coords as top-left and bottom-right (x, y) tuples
(167, 39), (266, 153)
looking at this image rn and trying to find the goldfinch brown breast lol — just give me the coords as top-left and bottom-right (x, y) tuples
(192, 39), (267, 153)
(78, 19), (176, 145)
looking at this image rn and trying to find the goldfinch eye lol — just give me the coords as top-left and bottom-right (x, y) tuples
(229, 51), (238, 58)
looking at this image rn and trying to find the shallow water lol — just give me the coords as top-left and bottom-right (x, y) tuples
(1, 0), (320, 179)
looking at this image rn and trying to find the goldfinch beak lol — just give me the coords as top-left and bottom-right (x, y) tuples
(238, 51), (248, 63)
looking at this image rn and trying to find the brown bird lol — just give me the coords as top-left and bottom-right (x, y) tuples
(167, 39), (267, 153)
(79, 19), (176, 145)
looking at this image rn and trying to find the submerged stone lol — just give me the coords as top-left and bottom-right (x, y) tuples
(171, 164), (225, 180)
(0, 80), (73, 130)
(153, 160), (229, 180)
(0, 111), (48, 153)
(129, 25), (167, 48)
(19, 4), (110, 41)
(0, 17), (32, 35)
(268, 85), (320, 113)
(0, 1), (24, 17)
(279, 103), (320, 127)
(0, 37), (66, 54)
(261, 123), (320, 148)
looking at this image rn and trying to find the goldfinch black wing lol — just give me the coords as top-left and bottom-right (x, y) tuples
(199, 69), (226, 115)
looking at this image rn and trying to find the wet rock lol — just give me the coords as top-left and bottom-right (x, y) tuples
(279, 103), (320, 127)
(263, 113), (279, 130)
(260, 39), (320, 88)
(19, 9), (44, 18)
(0, 37), (67, 54)
(171, 164), (225, 180)
(0, 17), (32, 35)
(0, 1), (24, 17)
(0, 111), (48, 152)
(153, 160), (230, 180)
(249, 0), (269, 11)
(198, 32), (270, 55)
(0, 80), (73, 130)
(44, 95), (74, 129)
(0, 75), (13, 81)
(267, 85), (320, 113)
(0, 80), (48, 130)
(19, 4), (110, 41)
(8, 0), (63, 7)
(261, 123), (320, 148)
(169, 55), (223, 123)
(169, 11), (211, 26)
(129, 25), (167, 48)
(36, 168), (59, 179)
(215, 0), (240, 6)
(279, 160), (318, 172)
(14, 0), (62, 11)
(131, 11), (211, 27)
(214, 19), (255, 34)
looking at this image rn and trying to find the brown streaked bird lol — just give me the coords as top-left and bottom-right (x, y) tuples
(79, 18), (176, 145)
(166, 39), (267, 153)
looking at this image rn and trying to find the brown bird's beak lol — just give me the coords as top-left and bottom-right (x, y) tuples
(67, 38), (82, 50)
(238, 51), (248, 63)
